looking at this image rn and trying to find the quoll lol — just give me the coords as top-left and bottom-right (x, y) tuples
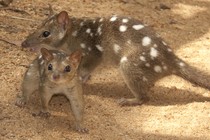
(16, 48), (88, 133)
(22, 11), (210, 105)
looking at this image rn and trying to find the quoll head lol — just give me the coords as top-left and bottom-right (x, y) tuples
(22, 11), (71, 51)
(40, 48), (82, 83)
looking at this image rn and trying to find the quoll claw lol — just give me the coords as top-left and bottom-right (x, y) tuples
(76, 127), (89, 133)
(118, 98), (144, 106)
(37, 111), (51, 118)
(15, 97), (26, 107)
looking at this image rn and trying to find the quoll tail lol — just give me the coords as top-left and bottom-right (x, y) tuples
(175, 60), (210, 90)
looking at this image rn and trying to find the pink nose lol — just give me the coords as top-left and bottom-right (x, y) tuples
(53, 74), (60, 80)
(21, 41), (29, 48)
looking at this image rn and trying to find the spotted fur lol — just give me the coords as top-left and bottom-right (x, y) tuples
(16, 48), (88, 132)
(22, 11), (210, 106)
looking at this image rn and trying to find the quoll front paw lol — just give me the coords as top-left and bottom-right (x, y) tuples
(37, 111), (51, 118)
(118, 98), (144, 106)
(15, 96), (26, 107)
(76, 126), (89, 133)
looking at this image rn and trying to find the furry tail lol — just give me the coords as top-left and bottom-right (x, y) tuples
(174, 59), (210, 90)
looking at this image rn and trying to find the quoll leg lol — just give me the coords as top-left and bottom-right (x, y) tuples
(15, 60), (39, 107)
(119, 58), (151, 106)
(65, 86), (88, 133)
(38, 88), (53, 118)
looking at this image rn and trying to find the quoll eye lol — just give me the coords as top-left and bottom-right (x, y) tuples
(42, 31), (50, 38)
(64, 65), (71, 72)
(48, 64), (53, 71)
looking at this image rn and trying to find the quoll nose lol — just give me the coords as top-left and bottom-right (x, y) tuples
(53, 74), (60, 80)
(21, 41), (29, 48)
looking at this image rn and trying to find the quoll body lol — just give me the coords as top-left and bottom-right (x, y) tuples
(22, 11), (210, 105)
(16, 48), (88, 133)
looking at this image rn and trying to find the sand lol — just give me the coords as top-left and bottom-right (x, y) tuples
(0, 0), (210, 139)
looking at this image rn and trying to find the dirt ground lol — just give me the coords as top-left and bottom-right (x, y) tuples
(0, 0), (210, 139)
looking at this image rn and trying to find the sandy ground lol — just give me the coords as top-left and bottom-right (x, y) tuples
(0, 0), (210, 139)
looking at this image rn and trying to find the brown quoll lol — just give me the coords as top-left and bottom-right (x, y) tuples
(16, 48), (88, 133)
(22, 11), (210, 106)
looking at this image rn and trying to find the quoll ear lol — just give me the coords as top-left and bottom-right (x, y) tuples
(68, 50), (82, 68)
(57, 11), (70, 30)
(40, 48), (54, 61)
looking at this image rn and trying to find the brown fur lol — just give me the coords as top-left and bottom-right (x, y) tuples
(21, 11), (210, 105)
(16, 48), (88, 133)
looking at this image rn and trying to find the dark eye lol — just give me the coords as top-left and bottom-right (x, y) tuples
(64, 65), (71, 72)
(42, 31), (50, 37)
(48, 64), (53, 70)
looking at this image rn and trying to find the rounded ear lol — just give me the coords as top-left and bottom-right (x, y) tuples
(40, 48), (54, 61)
(57, 11), (70, 30)
(68, 50), (82, 68)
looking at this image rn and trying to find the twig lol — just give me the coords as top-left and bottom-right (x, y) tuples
(0, 15), (38, 22)
(0, 38), (21, 46)
(0, 24), (25, 33)
(0, 7), (30, 15)
(19, 64), (29, 68)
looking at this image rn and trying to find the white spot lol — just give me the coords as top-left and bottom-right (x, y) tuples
(142, 36), (152, 46)
(122, 19), (129, 23)
(30, 64), (33, 67)
(93, 20), (96, 24)
(97, 26), (102, 35)
(58, 32), (65, 39)
(133, 63), (138, 66)
(96, 45), (103, 51)
(156, 33), (161, 37)
(40, 60), (45, 65)
(162, 41), (167, 45)
(90, 33), (93, 37)
(26, 72), (31, 76)
(142, 76), (148, 82)
(119, 25), (127, 32)
(99, 24), (103, 27)
(82, 53), (86, 56)
(79, 76), (83, 81)
(127, 40), (131, 44)
(86, 28), (91, 34)
(153, 44), (158, 48)
(38, 55), (42, 59)
(167, 48), (172, 52)
(113, 44), (121, 54)
(80, 43), (86, 49)
(80, 22), (84, 26)
(154, 65), (162, 73)
(132, 24), (144, 30)
(110, 16), (117, 22)
(179, 62), (185, 67)
(150, 47), (158, 58)
(72, 31), (78, 37)
(163, 65), (168, 70)
(52, 53), (57, 56)
(120, 56), (128, 63)
(140, 56), (146, 61)
(145, 63), (150, 67)
(99, 18), (104, 22)
(88, 47), (92, 51)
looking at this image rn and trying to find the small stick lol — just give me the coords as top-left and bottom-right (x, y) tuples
(0, 15), (39, 22)
(19, 64), (29, 68)
(0, 38), (21, 46)
(0, 7), (30, 15)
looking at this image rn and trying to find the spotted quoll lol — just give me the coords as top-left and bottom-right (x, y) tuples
(16, 48), (88, 133)
(22, 11), (210, 105)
